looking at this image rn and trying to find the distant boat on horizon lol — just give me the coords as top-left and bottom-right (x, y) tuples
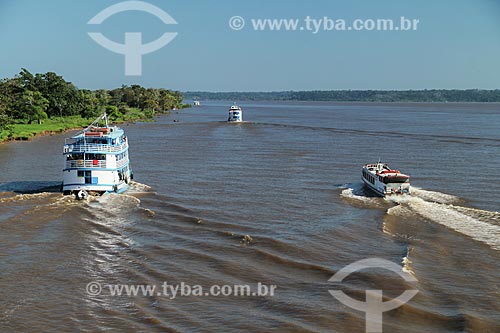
(227, 103), (243, 122)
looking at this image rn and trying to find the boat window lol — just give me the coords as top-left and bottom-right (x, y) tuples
(84, 171), (92, 184)
(116, 152), (128, 160)
(385, 177), (408, 184)
(85, 153), (105, 160)
(67, 153), (84, 160)
(77, 171), (84, 177)
(87, 138), (106, 145)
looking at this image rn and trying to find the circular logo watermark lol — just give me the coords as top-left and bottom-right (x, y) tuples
(328, 258), (419, 333)
(86, 282), (103, 296)
(229, 16), (245, 30)
(87, 1), (178, 76)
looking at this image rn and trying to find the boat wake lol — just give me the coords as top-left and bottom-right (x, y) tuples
(404, 187), (461, 205)
(256, 122), (500, 147)
(341, 183), (500, 251)
(339, 183), (389, 208)
(402, 246), (415, 276)
(126, 181), (152, 194)
(0, 192), (57, 204)
(82, 183), (156, 221)
(0, 180), (154, 227)
(387, 195), (500, 251)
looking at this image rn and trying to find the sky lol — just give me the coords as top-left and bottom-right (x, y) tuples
(0, 0), (499, 91)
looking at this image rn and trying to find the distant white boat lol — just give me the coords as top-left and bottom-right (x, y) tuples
(227, 104), (243, 122)
(193, 100), (201, 106)
(362, 162), (410, 196)
(62, 113), (133, 200)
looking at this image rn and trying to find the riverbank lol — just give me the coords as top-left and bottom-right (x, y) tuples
(0, 117), (88, 142)
(0, 109), (169, 143)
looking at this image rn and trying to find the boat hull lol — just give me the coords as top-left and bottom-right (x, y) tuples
(62, 180), (129, 195)
(62, 166), (132, 195)
(361, 178), (386, 197)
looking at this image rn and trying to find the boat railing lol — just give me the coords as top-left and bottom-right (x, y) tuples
(116, 158), (129, 169)
(66, 160), (107, 169)
(64, 142), (128, 153)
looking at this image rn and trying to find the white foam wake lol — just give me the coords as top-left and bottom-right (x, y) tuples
(388, 196), (500, 251)
(339, 183), (381, 205)
(410, 187), (461, 204)
(402, 246), (415, 276)
(340, 188), (370, 202)
(127, 181), (152, 194)
(341, 183), (500, 250)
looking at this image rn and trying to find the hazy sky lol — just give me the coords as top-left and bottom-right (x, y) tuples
(1, 0), (499, 91)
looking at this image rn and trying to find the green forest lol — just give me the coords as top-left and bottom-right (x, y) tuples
(0, 69), (188, 141)
(185, 89), (500, 102)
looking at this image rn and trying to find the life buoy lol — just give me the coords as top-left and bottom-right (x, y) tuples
(77, 190), (88, 200)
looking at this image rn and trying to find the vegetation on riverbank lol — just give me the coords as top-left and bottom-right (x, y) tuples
(0, 116), (89, 142)
(185, 89), (500, 102)
(0, 69), (189, 142)
(0, 110), (155, 142)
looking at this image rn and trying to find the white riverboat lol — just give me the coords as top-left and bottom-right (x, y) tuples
(362, 162), (410, 196)
(227, 104), (243, 122)
(62, 113), (133, 199)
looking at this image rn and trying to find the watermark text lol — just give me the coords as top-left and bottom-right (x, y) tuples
(229, 16), (420, 33)
(86, 281), (277, 299)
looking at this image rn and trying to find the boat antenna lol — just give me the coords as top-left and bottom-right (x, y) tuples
(84, 112), (108, 132)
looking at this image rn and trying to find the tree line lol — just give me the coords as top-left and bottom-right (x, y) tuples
(184, 89), (500, 102)
(0, 69), (186, 130)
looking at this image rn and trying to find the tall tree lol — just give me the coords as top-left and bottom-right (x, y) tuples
(34, 72), (80, 117)
(18, 90), (49, 124)
(18, 68), (36, 91)
(1, 70), (186, 123)
(0, 96), (10, 131)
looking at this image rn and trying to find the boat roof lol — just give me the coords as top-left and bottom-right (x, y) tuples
(71, 126), (124, 140)
(68, 112), (125, 140)
(363, 162), (410, 177)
